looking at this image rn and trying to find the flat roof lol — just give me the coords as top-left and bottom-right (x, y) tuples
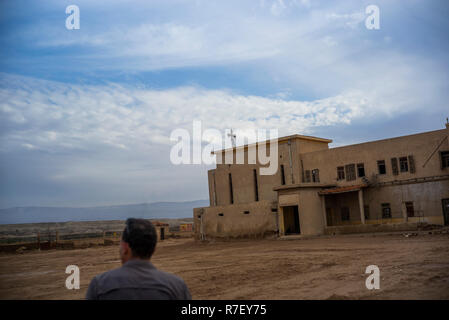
(327, 128), (447, 152)
(212, 134), (332, 155)
(273, 183), (336, 191)
(318, 184), (367, 195)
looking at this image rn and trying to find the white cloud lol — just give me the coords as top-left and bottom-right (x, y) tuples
(0, 73), (380, 155)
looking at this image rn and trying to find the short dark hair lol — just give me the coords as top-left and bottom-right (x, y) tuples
(122, 218), (157, 259)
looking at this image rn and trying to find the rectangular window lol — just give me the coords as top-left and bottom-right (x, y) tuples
(305, 170), (311, 183)
(357, 163), (365, 177)
(391, 158), (399, 175)
(405, 202), (414, 217)
(382, 203), (391, 219)
(280, 165), (286, 185)
(408, 155), (416, 174)
(312, 169), (320, 183)
(253, 169), (259, 202)
(364, 205), (370, 220)
(229, 173), (234, 204)
(399, 157), (408, 172)
(441, 151), (449, 169)
(377, 160), (386, 175)
(345, 164), (356, 181)
(341, 207), (350, 221)
(337, 166), (345, 180)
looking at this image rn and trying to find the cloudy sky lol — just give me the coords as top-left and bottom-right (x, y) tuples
(0, 0), (448, 208)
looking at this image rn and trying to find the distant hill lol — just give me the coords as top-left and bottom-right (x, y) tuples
(0, 200), (209, 224)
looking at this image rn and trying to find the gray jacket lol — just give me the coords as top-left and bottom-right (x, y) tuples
(86, 259), (191, 300)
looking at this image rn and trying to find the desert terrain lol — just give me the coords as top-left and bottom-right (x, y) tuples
(0, 230), (448, 300)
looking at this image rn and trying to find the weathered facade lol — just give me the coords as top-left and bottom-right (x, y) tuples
(194, 124), (449, 239)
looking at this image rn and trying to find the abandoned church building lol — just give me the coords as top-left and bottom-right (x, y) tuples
(193, 123), (449, 239)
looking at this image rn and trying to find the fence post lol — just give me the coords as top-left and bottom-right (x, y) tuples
(37, 232), (40, 250)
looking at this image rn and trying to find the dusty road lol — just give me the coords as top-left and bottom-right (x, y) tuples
(0, 232), (448, 300)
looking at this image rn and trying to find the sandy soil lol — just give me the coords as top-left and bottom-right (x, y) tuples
(0, 232), (448, 300)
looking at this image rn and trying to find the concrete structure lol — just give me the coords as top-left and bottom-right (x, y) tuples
(194, 124), (449, 239)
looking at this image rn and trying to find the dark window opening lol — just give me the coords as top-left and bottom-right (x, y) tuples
(197, 215), (201, 218)
(357, 163), (365, 177)
(377, 160), (386, 175)
(337, 166), (345, 180)
(253, 169), (259, 201)
(341, 207), (350, 221)
(399, 157), (408, 172)
(229, 173), (234, 204)
(271, 208), (278, 213)
(405, 202), (414, 217)
(243, 210), (250, 215)
(364, 205), (370, 220)
(391, 158), (399, 175)
(345, 164), (356, 181)
(408, 155), (416, 173)
(218, 213), (224, 217)
(305, 170), (311, 183)
(280, 165), (286, 185)
(312, 169), (320, 182)
(382, 203), (391, 219)
(441, 151), (449, 169)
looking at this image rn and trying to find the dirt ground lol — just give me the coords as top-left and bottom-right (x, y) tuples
(0, 232), (448, 300)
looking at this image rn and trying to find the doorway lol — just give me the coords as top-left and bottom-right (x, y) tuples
(283, 205), (300, 234)
(160, 227), (165, 240)
(442, 199), (449, 226)
(326, 207), (333, 226)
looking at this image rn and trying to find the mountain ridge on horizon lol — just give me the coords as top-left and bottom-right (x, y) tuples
(0, 200), (209, 225)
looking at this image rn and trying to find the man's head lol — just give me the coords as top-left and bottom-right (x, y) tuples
(120, 218), (158, 264)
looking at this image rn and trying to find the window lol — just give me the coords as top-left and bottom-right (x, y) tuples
(229, 173), (234, 204)
(337, 166), (345, 180)
(408, 155), (416, 173)
(280, 165), (286, 185)
(312, 169), (320, 182)
(399, 157), (408, 172)
(341, 207), (350, 221)
(253, 169), (259, 201)
(441, 151), (449, 169)
(405, 202), (414, 217)
(364, 205), (370, 220)
(305, 170), (311, 183)
(218, 213), (224, 217)
(377, 160), (386, 175)
(345, 164), (356, 181)
(382, 203), (391, 219)
(357, 163), (365, 177)
(391, 158), (399, 175)
(243, 210), (250, 215)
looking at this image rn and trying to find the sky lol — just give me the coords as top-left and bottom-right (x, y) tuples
(0, 0), (448, 208)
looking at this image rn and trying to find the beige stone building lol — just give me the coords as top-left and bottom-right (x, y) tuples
(193, 124), (449, 239)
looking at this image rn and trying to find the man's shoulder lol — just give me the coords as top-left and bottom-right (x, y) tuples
(87, 261), (191, 299)
(153, 269), (188, 287)
(152, 269), (191, 299)
(94, 265), (126, 283)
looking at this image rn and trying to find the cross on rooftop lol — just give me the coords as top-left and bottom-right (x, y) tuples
(228, 129), (236, 148)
